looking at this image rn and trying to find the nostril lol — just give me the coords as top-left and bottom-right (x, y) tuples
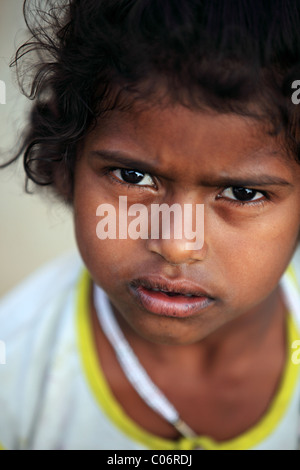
(146, 236), (207, 265)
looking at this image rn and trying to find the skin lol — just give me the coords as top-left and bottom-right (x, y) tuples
(72, 104), (300, 440)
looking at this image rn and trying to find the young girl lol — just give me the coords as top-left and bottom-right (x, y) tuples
(1, 0), (300, 450)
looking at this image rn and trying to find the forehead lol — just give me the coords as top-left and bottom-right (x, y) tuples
(83, 104), (296, 178)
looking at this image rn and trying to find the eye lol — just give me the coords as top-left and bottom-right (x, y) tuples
(220, 187), (265, 204)
(111, 168), (156, 187)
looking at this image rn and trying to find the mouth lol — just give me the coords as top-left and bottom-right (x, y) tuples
(129, 277), (215, 318)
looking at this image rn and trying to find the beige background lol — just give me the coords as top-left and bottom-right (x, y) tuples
(0, 0), (76, 297)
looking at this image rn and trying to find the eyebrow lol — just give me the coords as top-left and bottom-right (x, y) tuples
(201, 175), (292, 188)
(89, 149), (292, 188)
(89, 150), (158, 173)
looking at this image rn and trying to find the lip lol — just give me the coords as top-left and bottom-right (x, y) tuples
(129, 276), (215, 318)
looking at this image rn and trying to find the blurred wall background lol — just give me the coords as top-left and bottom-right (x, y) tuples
(0, 0), (76, 297)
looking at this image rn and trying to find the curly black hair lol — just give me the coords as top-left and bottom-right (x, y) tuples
(1, 0), (300, 203)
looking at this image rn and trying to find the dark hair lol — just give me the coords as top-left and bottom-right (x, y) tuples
(1, 0), (300, 203)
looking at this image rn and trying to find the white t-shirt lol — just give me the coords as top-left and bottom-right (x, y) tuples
(0, 250), (300, 450)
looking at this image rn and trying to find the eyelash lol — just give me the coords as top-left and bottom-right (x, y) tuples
(105, 167), (270, 207)
(217, 187), (269, 208)
(220, 196), (266, 208)
(106, 167), (157, 189)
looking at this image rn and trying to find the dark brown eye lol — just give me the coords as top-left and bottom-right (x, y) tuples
(111, 168), (155, 187)
(231, 187), (258, 201)
(221, 187), (264, 203)
(120, 169), (145, 184)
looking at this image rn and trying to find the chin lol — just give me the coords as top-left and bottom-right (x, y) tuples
(131, 321), (208, 346)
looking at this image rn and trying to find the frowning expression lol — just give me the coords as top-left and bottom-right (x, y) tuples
(73, 104), (300, 345)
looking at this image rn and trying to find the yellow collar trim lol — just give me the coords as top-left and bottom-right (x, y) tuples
(76, 269), (300, 450)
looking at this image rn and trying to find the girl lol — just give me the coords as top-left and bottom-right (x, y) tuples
(0, 0), (300, 450)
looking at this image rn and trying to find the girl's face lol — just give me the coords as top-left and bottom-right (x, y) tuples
(73, 104), (300, 345)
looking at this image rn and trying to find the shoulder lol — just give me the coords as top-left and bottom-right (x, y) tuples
(0, 251), (83, 336)
(290, 246), (300, 280)
(0, 250), (84, 364)
(0, 251), (85, 448)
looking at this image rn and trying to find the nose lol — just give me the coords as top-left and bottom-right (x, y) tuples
(146, 201), (207, 265)
(146, 237), (208, 265)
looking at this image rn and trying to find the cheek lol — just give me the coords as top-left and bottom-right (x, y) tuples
(73, 176), (118, 281)
(212, 210), (299, 304)
(73, 200), (97, 265)
(74, 199), (143, 292)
